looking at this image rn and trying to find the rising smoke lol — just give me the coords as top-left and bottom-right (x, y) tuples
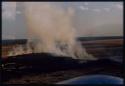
(9, 2), (96, 60)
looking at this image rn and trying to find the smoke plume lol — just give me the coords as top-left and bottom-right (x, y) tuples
(9, 2), (96, 60)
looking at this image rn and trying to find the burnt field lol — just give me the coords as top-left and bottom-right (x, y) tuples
(1, 36), (123, 84)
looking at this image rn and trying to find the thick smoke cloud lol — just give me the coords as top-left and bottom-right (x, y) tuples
(9, 2), (96, 60)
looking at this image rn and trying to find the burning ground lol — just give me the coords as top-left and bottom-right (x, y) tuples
(1, 37), (123, 84)
(1, 2), (123, 84)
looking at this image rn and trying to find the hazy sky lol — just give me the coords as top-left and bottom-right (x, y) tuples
(2, 2), (123, 39)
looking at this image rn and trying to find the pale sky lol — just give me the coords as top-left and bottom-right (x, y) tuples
(2, 2), (123, 39)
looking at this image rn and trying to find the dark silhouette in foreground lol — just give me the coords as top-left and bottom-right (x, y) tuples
(1, 53), (123, 84)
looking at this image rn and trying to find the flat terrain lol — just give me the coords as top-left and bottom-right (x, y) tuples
(1, 38), (123, 84)
(2, 39), (123, 58)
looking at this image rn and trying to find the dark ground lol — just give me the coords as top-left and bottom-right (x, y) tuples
(1, 38), (123, 84)
(1, 53), (123, 84)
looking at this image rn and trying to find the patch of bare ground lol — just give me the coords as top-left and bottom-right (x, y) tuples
(4, 64), (122, 84)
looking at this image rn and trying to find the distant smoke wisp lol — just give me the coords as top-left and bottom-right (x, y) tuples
(9, 2), (96, 60)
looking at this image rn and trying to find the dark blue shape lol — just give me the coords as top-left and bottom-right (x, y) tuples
(56, 75), (123, 84)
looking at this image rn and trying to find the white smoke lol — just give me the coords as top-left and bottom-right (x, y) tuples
(9, 2), (96, 60)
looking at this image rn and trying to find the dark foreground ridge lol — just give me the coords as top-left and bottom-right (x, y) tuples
(1, 53), (123, 84)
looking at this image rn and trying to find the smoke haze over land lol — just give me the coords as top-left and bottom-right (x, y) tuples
(8, 2), (96, 60)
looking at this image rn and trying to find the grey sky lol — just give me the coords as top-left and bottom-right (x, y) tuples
(2, 2), (123, 39)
